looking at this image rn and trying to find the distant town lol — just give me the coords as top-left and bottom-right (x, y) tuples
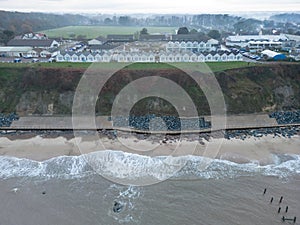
(0, 11), (299, 63)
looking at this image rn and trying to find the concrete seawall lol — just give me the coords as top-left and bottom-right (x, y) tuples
(1, 113), (299, 134)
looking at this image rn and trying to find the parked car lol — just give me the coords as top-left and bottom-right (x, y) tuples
(32, 58), (39, 63)
(14, 58), (22, 63)
(23, 54), (33, 59)
(48, 58), (56, 63)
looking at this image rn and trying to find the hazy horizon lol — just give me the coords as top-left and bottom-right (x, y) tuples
(0, 0), (299, 14)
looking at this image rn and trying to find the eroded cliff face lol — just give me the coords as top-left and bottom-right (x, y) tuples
(216, 64), (300, 114)
(0, 67), (82, 116)
(0, 63), (299, 116)
(15, 90), (75, 115)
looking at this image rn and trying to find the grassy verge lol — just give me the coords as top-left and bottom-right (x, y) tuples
(0, 61), (258, 72)
(0, 62), (91, 69)
(205, 61), (257, 72)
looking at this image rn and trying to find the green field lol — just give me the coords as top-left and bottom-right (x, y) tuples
(40, 26), (177, 39)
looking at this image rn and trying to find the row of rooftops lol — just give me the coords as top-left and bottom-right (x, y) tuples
(6, 39), (59, 48)
(226, 34), (291, 43)
(58, 50), (241, 57)
(166, 39), (219, 46)
(6, 33), (299, 49)
(9, 32), (212, 44)
(92, 34), (213, 42)
(56, 51), (243, 63)
(98, 33), (296, 44)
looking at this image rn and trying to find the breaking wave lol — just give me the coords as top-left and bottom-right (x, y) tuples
(0, 151), (299, 181)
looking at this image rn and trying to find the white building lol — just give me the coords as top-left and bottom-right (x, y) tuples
(225, 34), (288, 49)
(0, 46), (33, 57)
(56, 51), (243, 63)
(282, 34), (300, 52)
(248, 41), (282, 51)
(166, 39), (219, 52)
(88, 39), (103, 46)
(7, 39), (60, 49)
(261, 50), (286, 60)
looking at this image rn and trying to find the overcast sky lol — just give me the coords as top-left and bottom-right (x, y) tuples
(0, 0), (299, 14)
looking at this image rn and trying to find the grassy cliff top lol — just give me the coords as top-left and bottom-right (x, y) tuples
(0, 61), (264, 72)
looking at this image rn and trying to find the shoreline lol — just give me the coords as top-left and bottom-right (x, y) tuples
(0, 130), (299, 164)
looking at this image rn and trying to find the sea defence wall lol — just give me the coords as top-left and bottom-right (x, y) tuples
(1, 113), (299, 134)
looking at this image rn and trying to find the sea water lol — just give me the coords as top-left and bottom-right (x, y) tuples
(0, 151), (299, 225)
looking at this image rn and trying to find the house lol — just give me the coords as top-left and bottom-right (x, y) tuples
(102, 53), (111, 62)
(167, 41), (180, 52)
(0, 46), (33, 57)
(160, 53), (167, 62)
(167, 53), (175, 62)
(190, 54), (197, 62)
(221, 53), (228, 61)
(79, 53), (88, 62)
(236, 53), (243, 61)
(71, 53), (79, 62)
(88, 37), (106, 46)
(140, 53), (148, 62)
(64, 53), (71, 62)
(117, 53), (125, 62)
(198, 41), (206, 51)
(180, 41), (187, 50)
(166, 41), (174, 50)
(7, 39), (60, 49)
(21, 32), (47, 40)
(186, 41), (193, 51)
(86, 53), (95, 62)
(205, 53), (213, 61)
(139, 34), (167, 41)
(174, 53), (182, 62)
(171, 34), (210, 42)
(197, 54), (205, 62)
(94, 54), (102, 62)
(213, 53), (221, 61)
(166, 40), (219, 53)
(182, 53), (190, 62)
(147, 53), (156, 62)
(261, 50), (286, 61)
(227, 53), (236, 61)
(192, 41), (198, 51)
(88, 39), (103, 46)
(56, 52), (64, 62)
(125, 53), (133, 62)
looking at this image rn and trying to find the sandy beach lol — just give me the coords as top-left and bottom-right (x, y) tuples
(1, 131), (300, 225)
(1, 132), (299, 164)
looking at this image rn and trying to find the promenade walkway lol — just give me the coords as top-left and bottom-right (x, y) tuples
(1, 113), (297, 134)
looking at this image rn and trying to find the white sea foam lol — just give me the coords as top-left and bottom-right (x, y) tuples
(0, 151), (299, 180)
